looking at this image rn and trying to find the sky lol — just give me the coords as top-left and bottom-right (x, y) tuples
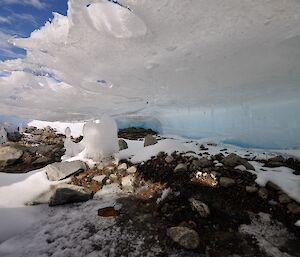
(0, 0), (68, 61)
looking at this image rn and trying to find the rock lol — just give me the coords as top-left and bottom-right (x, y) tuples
(98, 207), (119, 217)
(109, 174), (119, 183)
(194, 171), (218, 187)
(118, 163), (127, 171)
(93, 175), (106, 184)
(7, 131), (22, 142)
(268, 200), (277, 206)
(269, 155), (285, 163)
(222, 153), (255, 171)
(157, 151), (165, 158)
(234, 165), (247, 171)
(192, 157), (212, 169)
(118, 139), (128, 150)
(0, 146), (23, 167)
(266, 161), (285, 168)
(219, 177), (235, 188)
(127, 166), (137, 174)
(167, 226), (200, 250)
(278, 194), (291, 204)
(121, 175), (135, 193)
(287, 203), (300, 214)
(245, 186), (258, 193)
(144, 135), (157, 147)
(174, 163), (187, 173)
(32, 156), (52, 165)
(266, 181), (281, 191)
(49, 184), (92, 206)
(215, 163), (223, 167)
(165, 155), (174, 163)
(190, 198), (210, 218)
(46, 161), (88, 181)
(258, 187), (268, 200)
(213, 153), (224, 162)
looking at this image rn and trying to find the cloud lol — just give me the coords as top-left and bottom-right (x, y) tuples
(0, 0), (47, 9)
(0, 17), (13, 24)
(0, 13), (37, 26)
(0, 30), (24, 59)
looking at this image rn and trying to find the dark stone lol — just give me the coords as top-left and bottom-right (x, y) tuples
(49, 185), (92, 206)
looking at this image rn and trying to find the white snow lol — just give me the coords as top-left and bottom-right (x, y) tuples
(63, 115), (119, 162)
(249, 162), (300, 203)
(0, 127), (7, 145)
(0, 169), (57, 207)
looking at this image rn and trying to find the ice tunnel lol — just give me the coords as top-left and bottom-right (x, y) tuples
(0, 0), (300, 148)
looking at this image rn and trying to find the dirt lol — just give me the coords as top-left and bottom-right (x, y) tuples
(114, 152), (300, 257)
(118, 127), (157, 140)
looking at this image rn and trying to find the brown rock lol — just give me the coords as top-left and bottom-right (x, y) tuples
(98, 207), (119, 217)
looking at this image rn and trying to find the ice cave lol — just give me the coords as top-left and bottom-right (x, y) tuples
(0, 1), (300, 256)
(0, 0), (299, 148)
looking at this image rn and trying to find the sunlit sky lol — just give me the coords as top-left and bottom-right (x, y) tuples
(0, 0), (68, 60)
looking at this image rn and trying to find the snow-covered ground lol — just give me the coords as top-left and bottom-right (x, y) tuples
(0, 121), (299, 254)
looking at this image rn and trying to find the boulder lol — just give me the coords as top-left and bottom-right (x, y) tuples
(174, 163), (187, 173)
(0, 146), (23, 167)
(167, 226), (200, 250)
(222, 153), (255, 171)
(49, 184), (92, 206)
(46, 161), (88, 181)
(192, 157), (212, 169)
(118, 139), (128, 151)
(219, 177), (235, 188)
(144, 135), (157, 147)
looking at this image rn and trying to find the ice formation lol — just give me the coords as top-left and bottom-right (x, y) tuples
(0, 127), (7, 145)
(64, 115), (118, 162)
(0, 0), (300, 148)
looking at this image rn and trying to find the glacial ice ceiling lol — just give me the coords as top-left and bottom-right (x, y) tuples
(0, 0), (300, 148)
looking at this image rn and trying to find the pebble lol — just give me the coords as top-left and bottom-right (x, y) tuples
(93, 175), (106, 184)
(245, 186), (258, 193)
(118, 163), (127, 171)
(219, 177), (235, 188)
(278, 194), (291, 204)
(258, 187), (268, 200)
(287, 202), (300, 214)
(167, 226), (200, 250)
(127, 166), (137, 174)
(165, 155), (174, 163)
(121, 175), (135, 193)
(190, 198), (210, 218)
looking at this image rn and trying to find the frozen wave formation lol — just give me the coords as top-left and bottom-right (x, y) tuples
(0, 0), (300, 148)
